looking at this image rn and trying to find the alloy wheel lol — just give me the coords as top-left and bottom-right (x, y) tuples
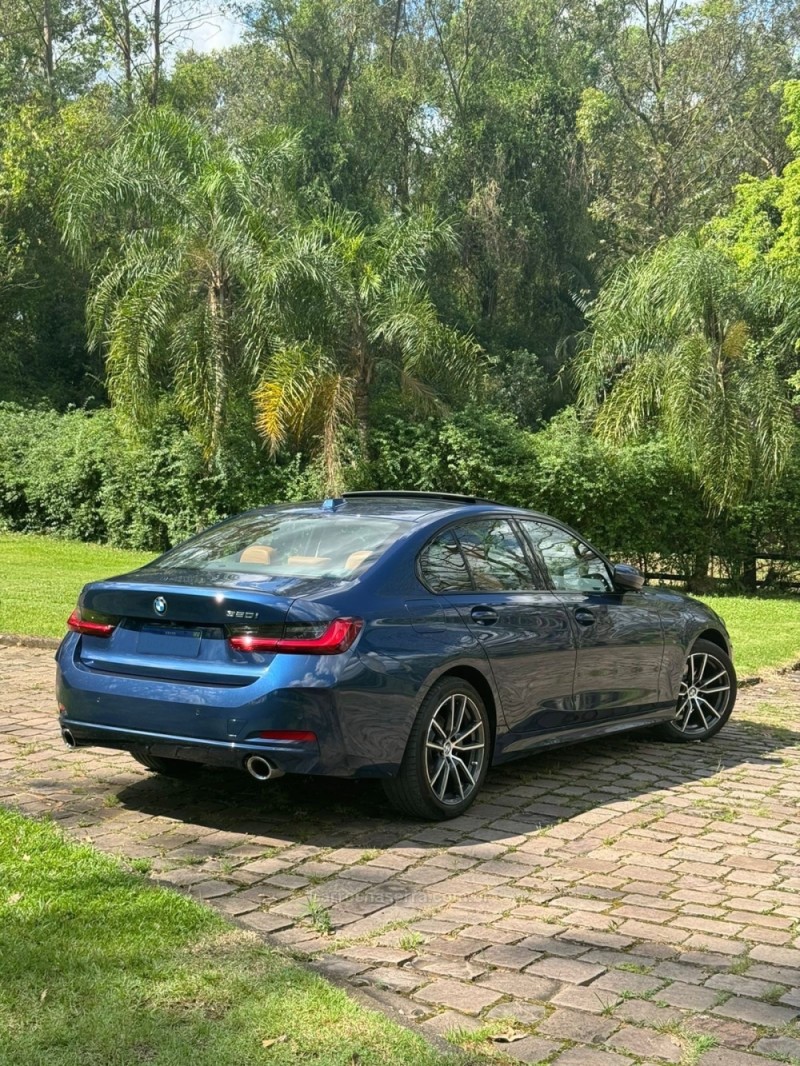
(674, 651), (732, 736)
(424, 693), (486, 805)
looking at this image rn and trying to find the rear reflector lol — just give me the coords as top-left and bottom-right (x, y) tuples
(228, 617), (363, 654)
(259, 730), (317, 743)
(67, 608), (117, 638)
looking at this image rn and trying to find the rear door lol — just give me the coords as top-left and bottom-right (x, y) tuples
(422, 518), (577, 734)
(518, 520), (665, 721)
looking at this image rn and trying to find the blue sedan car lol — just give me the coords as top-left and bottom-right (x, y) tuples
(57, 492), (736, 819)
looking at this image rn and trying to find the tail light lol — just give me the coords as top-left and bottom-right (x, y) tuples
(228, 617), (363, 654)
(67, 607), (118, 638)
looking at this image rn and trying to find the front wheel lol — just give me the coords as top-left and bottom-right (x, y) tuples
(382, 677), (491, 820)
(131, 748), (204, 778)
(655, 638), (736, 743)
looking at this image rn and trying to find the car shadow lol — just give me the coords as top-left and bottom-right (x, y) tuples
(107, 716), (798, 852)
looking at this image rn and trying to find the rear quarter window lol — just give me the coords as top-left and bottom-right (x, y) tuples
(419, 530), (473, 593)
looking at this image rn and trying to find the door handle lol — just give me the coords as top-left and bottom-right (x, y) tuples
(470, 606), (498, 626)
(574, 607), (595, 626)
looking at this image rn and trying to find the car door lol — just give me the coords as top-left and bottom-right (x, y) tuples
(518, 519), (665, 722)
(424, 517), (577, 734)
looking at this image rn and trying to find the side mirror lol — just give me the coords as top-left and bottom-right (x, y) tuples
(613, 563), (645, 591)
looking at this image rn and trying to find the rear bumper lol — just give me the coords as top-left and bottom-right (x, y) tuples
(58, 717), (321, 773)
(55, 633), (357, 777)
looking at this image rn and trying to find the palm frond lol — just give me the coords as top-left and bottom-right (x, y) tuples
(572, 234), (799, 509)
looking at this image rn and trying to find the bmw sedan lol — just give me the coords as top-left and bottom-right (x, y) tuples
(56, 492), (736, 820)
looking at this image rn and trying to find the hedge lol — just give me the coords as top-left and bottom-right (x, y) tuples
(1, 401), (798, 587)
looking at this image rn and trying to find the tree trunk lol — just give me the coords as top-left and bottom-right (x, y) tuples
(354, 374), (370, 458)
(122, 1), (133, 110)
(208, 270), (229, 462)
(150, 0), (161, 106)
(42, 0), (55, 101)
(686, 549), (711, 593)
(741, 538), (758, 593)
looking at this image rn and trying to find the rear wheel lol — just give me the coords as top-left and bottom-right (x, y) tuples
(382, 677), (491, 820)
(655, 638), (736, 742)
(131, 748), (203, 778)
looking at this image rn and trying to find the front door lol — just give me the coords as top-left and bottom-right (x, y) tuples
(518, 520), (665, 722)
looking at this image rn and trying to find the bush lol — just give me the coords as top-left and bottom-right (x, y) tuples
(1, 400), (799, 585)
(529, 410), (709, 573)
(362, 401), (541, 505)
(0, 403), (317, 550)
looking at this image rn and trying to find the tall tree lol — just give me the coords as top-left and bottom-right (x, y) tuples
(252, 206), (483, 489)
(577, 0), (800, 264)
(420, 0), (593, 363)
(573, 236), (799, 514)
(59, 107), (296, 458)
(0, 0), (103, 109)
(0, 94), (114, 405)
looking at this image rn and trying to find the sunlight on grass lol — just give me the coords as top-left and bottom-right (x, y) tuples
(0, 533), (153, 638)
(0, 808), (467, 1066)
(699, 595), (800, 675)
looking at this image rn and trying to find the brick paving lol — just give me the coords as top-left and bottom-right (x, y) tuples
(2, 643), (800, 1065)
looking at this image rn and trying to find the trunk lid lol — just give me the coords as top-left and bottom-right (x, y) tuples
(75, 569), (343, 685)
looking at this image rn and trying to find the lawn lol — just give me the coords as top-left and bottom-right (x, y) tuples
(0, 533), (154, 639)
(1, 532), (799, 675)
(700, 595), (800, 676)
(0, 808), (470, 1066)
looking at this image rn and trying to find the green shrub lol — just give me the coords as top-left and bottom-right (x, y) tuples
(1, 400), (798, 584)
(0, 403), (317, 551)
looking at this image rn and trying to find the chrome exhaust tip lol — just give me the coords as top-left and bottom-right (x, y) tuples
(245, 754), (283, 781)
(62, 729), (77, 749)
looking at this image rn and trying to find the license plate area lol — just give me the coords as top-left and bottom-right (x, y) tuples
(135, 623), (204, 658)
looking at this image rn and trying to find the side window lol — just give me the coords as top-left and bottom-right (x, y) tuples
(520, 521), (612, 593)
(453, 519), (540, 592)
(419, 530), (473, 593)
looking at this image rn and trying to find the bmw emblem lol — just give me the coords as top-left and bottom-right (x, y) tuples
(153, 596), (167, 615)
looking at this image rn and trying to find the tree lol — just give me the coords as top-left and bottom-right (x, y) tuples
(0, 0), (103, 110)
(710, 81), (800, 273)
(59, 106), (297, 459)
(0, 94), (114, 405)
(252, 205), (483, 489)
(577, 0), (800, 265)
(573, 236), (799, 515)
(421, 0), (593, 361)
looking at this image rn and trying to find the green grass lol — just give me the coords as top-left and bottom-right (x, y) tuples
(1, 532), (799, 676)
(0, 808), (472, 1066)
(699, 595), (800, 675)
(0, 533), (153, 638)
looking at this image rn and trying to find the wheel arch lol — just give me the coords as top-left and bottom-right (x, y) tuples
(440, 665), (497, 742)
(695, 627), (731, 657)
(408, 661), (501, 761)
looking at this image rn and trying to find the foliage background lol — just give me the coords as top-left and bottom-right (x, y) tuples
(1, 0), (800, 587)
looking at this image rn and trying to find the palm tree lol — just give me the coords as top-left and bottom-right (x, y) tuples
(573, 236), (799, 513)
(252, 206), (484, 491)
(59, 107), (297, 459)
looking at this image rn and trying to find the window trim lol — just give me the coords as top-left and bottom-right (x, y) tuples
(515, 517), (615, 594)
(416, 514), (546, 596)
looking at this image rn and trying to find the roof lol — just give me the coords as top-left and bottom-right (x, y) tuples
(251, 491), (540, 524)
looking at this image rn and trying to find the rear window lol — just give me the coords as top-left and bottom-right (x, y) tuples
(150, 511), (407, 579)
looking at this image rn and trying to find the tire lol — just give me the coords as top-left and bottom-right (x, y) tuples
(131, 748), (204, 778)
(382, 677), (491, 820)
(655, 638), (737, 743)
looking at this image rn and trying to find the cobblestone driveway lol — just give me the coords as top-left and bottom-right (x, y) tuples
(2, 644), (800, 1066)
